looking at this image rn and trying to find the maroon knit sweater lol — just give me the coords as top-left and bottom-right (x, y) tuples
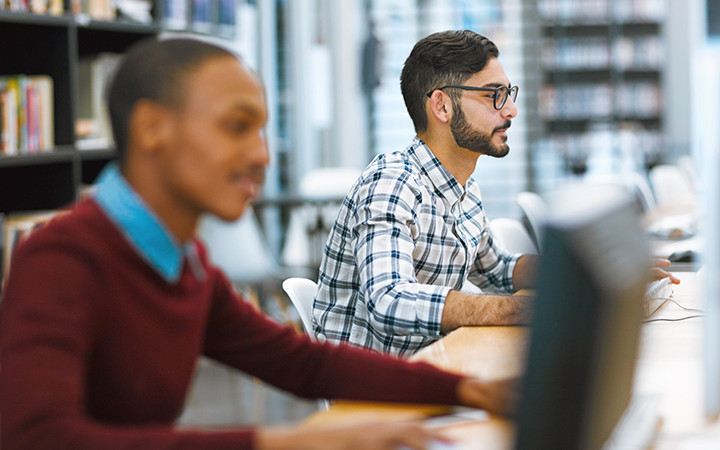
(0, 200), (464, 450)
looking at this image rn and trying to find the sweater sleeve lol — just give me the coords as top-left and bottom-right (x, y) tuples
(203, 269), (465, 404)
(0, 232), (255, 450)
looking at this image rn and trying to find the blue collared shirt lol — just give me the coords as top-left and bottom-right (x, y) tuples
(94, 165), (205, 284)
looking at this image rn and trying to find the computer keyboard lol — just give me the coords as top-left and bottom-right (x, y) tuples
(602, 394), (662, 450)
(396, 410), (488, 450)
(422, 409), (489, 428)
(397, 441), (468, 450)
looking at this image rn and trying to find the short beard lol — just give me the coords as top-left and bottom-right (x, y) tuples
(450, 100), (511, 158)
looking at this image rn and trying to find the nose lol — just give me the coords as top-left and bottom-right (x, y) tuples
(249, 129), (271, 167)
(501, 95), (518, 119)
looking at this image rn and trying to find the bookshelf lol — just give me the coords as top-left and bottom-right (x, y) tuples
(0, 11), (159, 214)
(534, 0), (666, 177)
(0, 2), (254, 288)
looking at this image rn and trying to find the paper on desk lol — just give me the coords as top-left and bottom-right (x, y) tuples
(645, 213), (697, 239)
(398, 441), (469, 450)
(677, 437), (720, 450)
(423, 409), (490, 429)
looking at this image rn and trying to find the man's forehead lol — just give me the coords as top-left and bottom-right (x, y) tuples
(182, 56), (265, 106)
(467, 58), (510, 86)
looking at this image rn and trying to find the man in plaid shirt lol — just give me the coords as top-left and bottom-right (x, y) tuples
(312, 30), (539, 356)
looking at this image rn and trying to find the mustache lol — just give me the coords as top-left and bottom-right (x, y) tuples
(493, 120), (512, 133)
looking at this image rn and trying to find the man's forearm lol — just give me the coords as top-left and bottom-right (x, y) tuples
(512, 254), (539, 291)
(440, 290), (533, 332)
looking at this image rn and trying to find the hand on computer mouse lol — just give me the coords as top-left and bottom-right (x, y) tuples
(456, 376), (522, 418)
(650, 258), (681, 284)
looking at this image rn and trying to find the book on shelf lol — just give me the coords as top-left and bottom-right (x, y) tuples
(539, 82), (661, 120)
(71, 0), (115, 21)
(0, 75), (54, 156)
(71, 0), (152, 23)
(539, 0), (665, 24)
(162, 0), (189, 29)
(1, 0), (63, 15)
(217, 0), (235, 36)
(115, 0), (152, 24)
(191, 0), (214, 33)
(1, 210), (63, 292)
(76, 53), (121, 151)
(541, 35), (664, 71)
(162, 0), (235, 35)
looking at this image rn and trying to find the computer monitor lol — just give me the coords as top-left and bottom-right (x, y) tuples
(697, 48), (720, 419)
(514, 185), (650, 450)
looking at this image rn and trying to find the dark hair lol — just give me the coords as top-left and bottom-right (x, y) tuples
(400, 30), (499, 133)
(107, 38), (235, 163)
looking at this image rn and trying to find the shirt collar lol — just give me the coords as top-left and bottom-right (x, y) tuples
(410, 137), (466, 206)
(94, 165), (205, 284)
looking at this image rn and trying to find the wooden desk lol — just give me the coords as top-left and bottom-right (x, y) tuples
(635, 270), (720, 449)
(303, 271), (720, 449)
(302, 327), (526, 449)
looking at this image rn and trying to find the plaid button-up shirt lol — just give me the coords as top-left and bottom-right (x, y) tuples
(312, 137), (520, 356)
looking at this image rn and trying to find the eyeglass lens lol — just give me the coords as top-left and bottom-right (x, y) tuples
(495, 86), (518, 110)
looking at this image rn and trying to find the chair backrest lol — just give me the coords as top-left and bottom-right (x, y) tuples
(488, 217), (539, 255)
(281, 277), (319, 339)
(197, 210), (277, 285)
(627, 172), (657, 212)
(584, 172), (657, 213)
(516, 191), (549, 251)
(649, 164), (696, 207)
(299, 167), (362, 199)
(676, 154), (696, 184)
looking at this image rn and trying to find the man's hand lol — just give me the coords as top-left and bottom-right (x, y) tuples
(256, 422), (455, 450)
(651, 258), (681, 284)
(455, 377), (521, 418)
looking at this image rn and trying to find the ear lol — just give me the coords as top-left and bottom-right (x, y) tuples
(426, 90), (453, 125)
(127, 99), (173, 157)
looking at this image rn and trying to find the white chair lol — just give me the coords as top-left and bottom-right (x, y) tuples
(584, 172), (657, 213)
(649, 164), (696, 207)
(488, 217), (539, 255)
(198, 210), (277, 285)
(198, 210), (312, 322)
(516, 191), (549, 252)
(676, 155), (696, 185)
(281, 277), (318, 339)
(627, 172), (657, 212)
(281, 277), (330, 410)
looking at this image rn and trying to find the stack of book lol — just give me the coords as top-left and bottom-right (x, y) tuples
(70, 0), (152, 23)
(71, 0), (115, 21)
(0, 0), (64, 15)
(76, 54), (121, 150)
(162, 0), (236, 36)
(0, 75), (54, 156)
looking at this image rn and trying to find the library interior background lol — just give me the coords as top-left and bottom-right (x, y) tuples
(0, 0), (719, 426)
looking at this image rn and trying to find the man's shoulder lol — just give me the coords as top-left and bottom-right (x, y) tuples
(358, 148), (426, 190)
(2, 199), (127, 302)
(14, 199), (120, 258)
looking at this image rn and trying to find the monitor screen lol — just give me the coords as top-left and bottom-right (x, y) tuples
(514, 185), (650, 450)
(698, 49), (720, 419)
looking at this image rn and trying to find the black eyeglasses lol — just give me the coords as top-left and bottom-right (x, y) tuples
(426, 85), (519, 110)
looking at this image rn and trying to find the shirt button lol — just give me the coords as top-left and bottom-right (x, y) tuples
(316, 334), (327, 343)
